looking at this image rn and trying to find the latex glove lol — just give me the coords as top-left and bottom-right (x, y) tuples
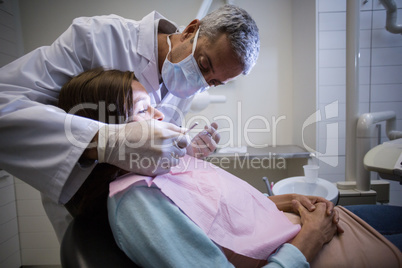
(97, 120), (189, 176)
(186, 122), (220, 159)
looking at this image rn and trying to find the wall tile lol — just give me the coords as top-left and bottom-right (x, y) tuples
(372, 47), (402, 66)
(360, 11), (373, 29)
(0, 171), (14, 189)
(19, 232), (59, 249)
(0, 218), (18, 244)
(18, 215), (53, 233)
(359, 102), (370, 115)
(372, 9), (402, 29)
(15, 182), (41, 200)
(0, 38), (17, 57)
(0, 24), (16, 43)
(319, 49), (346, 68)
(21, 248), (60, 266)
(319, 31), (346, 49)
(360, 29), (372, 49)
(318, 0), (346, 12)
(0, 235), (19, 263)
(371, 66), (402, 84)
(320, 173), (346, 183)
(319, 85), (346, 104)
(359, 66), (371, 85)
(318, 137), (345, 157)
(317, 102), (346, 122)
(361, 0), (374, 11)
(0, 202), (17, 225)
(0, 250), (21, 268)
(16, 199), (46, 217)
(319, 12), (346, 31)
(359, 85), (370, 103)
(0, 9), (15, 28)
(372, 10), (387, 29)
(371, 102), (402, 117)
(388, 180), (402, 206)
(0, 184), (15, 207)
(359, 48), (371, 67)
(318, 120), (346, 139)
(372, 29), (402, 47)
(319, 67), (346, 86)
(371, 84), (402, 102)
(318, 156), (346, 174)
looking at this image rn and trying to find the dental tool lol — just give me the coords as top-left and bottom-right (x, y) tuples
(262, 177), (274, 196)
(174, 122), (199, 150)
(184, 122), (199, 135)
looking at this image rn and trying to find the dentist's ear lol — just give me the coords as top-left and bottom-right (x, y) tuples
(180, 19), (200, 41)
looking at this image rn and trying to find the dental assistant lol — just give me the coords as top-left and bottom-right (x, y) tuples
(0, 5), (260, 240)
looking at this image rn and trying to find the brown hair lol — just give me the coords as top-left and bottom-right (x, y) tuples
(59, 68), (135, 123)
(61, 68), (136, 219)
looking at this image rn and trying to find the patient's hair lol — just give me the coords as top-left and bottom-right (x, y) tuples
(59, 68), (135, 123)
(200, 4), (260, 75)
(60, 68), (136, 219)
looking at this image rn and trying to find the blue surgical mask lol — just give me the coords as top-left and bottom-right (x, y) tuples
(161, 29), (209, 99)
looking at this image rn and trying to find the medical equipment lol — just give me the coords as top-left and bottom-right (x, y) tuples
(381, 0), (402, 34)
(184, 122), (199, 134)
(189, 91), (227, 113)
(364, 138), (402, 183)
(262, 177), (274, 196)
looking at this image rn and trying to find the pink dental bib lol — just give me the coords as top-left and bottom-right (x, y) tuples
(109, 155), (300, 260)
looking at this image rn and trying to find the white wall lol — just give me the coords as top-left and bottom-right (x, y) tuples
(186, 0), (299, 148)
(0, 172), (21, 268)
(316, 0), (402, 205)
(292, 0), (317, 149)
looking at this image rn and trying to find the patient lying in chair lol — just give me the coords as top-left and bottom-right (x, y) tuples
(62, 69), (402, 268)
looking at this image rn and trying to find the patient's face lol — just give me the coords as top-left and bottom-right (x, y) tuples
(130, 80), (164, 122)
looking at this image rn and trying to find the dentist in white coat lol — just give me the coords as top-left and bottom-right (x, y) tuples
(0, 4), (260, 241)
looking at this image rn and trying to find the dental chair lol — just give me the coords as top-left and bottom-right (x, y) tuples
(60, 215), (138, 268)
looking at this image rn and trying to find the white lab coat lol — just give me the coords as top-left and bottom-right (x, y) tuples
(0, 11), (193, 205)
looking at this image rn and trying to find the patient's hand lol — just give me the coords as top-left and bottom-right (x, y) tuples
(290, 200), (338, 262)
(292, 194), (333, 215)
(292, 195), (344, 234)
(294, 201), (337, 242)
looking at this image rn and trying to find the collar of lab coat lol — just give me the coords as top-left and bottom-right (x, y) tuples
(137, 11), (178, 98)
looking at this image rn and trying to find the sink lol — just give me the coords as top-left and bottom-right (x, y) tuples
(272, 176), (339, 204)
